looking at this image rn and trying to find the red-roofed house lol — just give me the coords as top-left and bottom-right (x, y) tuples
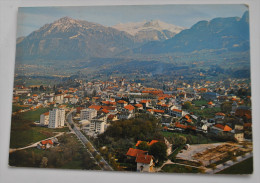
(214, 124), (232, 132)
(117, 100), (128, 107)
(107, 114), (118, 121)
(140, 100), (150, 108)
(88, 105), (102, 111)
(126, 148), (154, 172)
(101, 108), (110, 114)
(134, 104), (143, 110)
(40, 112), (49, 126)
(136, 154), (154, 172)
(235, 108), (252, 120)
(171, 108), (183, 117)
(153, 109), (165, 114)
(37, 139), (54, 149)
(124, 104), (135, 112)
(215, 112), (226, 119)
(126, 148), (147, 158)
(210, 124), (232, 134)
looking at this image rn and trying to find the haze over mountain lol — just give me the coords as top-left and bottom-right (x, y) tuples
(16, 17), (138, 60)
(16, 12), (249, 63)
(132, 11), (249, 54)
(112, 20), (185, 42)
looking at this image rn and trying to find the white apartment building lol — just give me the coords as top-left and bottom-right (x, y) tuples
(90, 119), (106, 134)
(80, 108), (97, 120)
(40, 112), (49, 126)
(48, 108), (65, 128)
(89, 114), (108, 134)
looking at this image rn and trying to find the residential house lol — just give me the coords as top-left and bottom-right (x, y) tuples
(171, 109), (183, 117)
(126, 148), (154, 173)
(37, 139), (54, 150)
(215, 112), (225, 120)
(40, 112), (49, 126)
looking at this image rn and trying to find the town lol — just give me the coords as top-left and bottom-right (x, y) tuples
(9, 76), (253, 174)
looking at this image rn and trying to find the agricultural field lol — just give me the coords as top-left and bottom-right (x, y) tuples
(10, 108), (69, 148)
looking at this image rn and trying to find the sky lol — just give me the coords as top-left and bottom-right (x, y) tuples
(17, 4), (249, 38)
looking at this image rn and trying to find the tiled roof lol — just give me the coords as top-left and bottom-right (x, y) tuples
(148, 140), (158, 146)
(124, 104), (135, 111)
(153, 109), (165, 113)
(88, 105), (102, 111)
(43, 112), (49, 116)
(134, 104), (143, 108)
(117, 100), (127, 104)
(216, 112), (225, 116)
(101, 106), (116, 111)
(41, 139), (53, 145)
(126, 148), (147, 157)
(214, 124), (232, 131)
(108, 114), (116, 120)
(208, 101), (213, 105)
(101, 108), (110, 114)
(135, 140), (144, 147)
(173, 109), (182, 113)
(135, 154), (153, 164)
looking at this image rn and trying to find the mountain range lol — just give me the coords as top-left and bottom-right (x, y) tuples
(112, 20), (185, 42)
(133, 11), (249, 54)
(16, 11), (249, 62)
(16, 17), (137, 60)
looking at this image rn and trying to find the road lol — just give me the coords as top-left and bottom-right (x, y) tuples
(9, 132), (65, 153)
(66, 110), (113, 171)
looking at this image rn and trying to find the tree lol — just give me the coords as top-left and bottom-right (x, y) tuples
(172, 135), (187, 147)
(95, 154), (101, 162)
(149, 142), (167, 162)
(179, 136), (187, 145)
(137, 141), (150, 151)
(70, 124), (74, 129)
(39, 85), (44, 91)
(40, 157), (48, 168)
(221, 101), (232, 113)
(182, 101), (192, 110)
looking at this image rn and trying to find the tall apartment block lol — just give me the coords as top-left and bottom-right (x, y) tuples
(80, 108), (97, 120)
(48, 108), (65, 128)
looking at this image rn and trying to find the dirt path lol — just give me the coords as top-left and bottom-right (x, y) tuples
(9, 132), (65, 153)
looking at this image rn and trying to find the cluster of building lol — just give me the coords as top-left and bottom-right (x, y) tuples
(13, 77), (251, 141)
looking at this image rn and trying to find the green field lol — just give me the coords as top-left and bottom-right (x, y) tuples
(161, 131), (218, 145)
(10, 108), (69, 148)
(9, 133), (100, 170)
(217, 157), (253, 174)
(190, 107), (221, 118)
(193, 99), (208, 107)
(12, 105), (30, 113)
(21, 108), (50, 121)
(161, 164), (201, 173)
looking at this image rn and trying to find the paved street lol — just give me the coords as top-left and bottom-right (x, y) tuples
(66, 110), (113, 171)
